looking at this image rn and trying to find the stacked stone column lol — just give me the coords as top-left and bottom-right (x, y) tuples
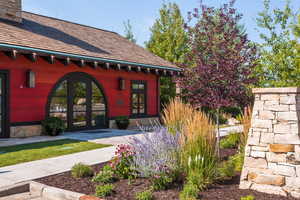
(240, 88), (300, 198)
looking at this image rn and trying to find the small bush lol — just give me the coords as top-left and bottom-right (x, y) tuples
(92, 165), (117, 183)
(42, 117), (65, 136)
(179, 183), (199, 200)
(217, 160), (235, 180)
(71, 163), (93, 178)
(95, 184), (114, 197)
(152, 170), (174, 191)
(110, 144), (136, 179)
(241, 195), (255, 200)
(220, 132), (240, 149)
(135, 189), (153, 200)
(230, 153), (244, 172)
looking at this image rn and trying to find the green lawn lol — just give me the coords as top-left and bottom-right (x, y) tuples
(0, 139), (110, 167)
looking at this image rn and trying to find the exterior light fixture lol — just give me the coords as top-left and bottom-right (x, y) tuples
(27, 69), (36, 88)
(119, 77), (126, 90)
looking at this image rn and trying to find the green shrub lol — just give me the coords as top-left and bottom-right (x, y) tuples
(152, 172), (174, 191)
(241, 195), (255, 200)
(230, 153), (244, 172)
(115, 116), (130, 130)
(71, 163), (93, 178)
(110, 144), (136, 179)
(135, 189), (153, 200)
(217, 160), (236, 180)
(92, 165), (117, 183)
(42, 117), (65, 136)
(220, 132), (240, 149)
(179, 183), (199, 200)
(95, 184), (114, 197)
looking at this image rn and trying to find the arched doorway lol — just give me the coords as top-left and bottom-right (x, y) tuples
(47, 72), (107, 131)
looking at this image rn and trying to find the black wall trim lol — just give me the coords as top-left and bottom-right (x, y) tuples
(10, 121), (42, 126)
(0, 70), (10, 138)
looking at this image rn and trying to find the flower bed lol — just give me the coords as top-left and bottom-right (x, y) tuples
(35, 100), (298, 200)
(34, 147), (296, 200)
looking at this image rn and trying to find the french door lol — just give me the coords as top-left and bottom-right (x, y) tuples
(49, 72), (107, 131)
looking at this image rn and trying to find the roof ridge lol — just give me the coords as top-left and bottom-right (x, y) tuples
(22, 11), (119, 35)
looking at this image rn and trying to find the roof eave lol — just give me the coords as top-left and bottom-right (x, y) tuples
(0, 43), (183, 72)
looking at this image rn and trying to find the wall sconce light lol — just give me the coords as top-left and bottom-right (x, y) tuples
(27, 69), (36, 88)
(119, 77), (126, 90)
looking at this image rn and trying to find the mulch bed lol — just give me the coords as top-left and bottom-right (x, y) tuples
(35, 148), (297, 200)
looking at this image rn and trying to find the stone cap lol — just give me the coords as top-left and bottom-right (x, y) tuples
(252, 87), (300, 94)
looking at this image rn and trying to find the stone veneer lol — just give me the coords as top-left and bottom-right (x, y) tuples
(10, 125), (42, 138)
(109, 117), (159, 129)
(240, 87), (300, 198)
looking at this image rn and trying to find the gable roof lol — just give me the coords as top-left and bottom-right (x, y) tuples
(0, 12), (180, 71)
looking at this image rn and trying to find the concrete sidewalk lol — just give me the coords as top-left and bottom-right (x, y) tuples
(0, 146), (115, 188)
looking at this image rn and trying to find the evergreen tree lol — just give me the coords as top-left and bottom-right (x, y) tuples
(123, 19), (137, 44)
(146, 2), (188, 106)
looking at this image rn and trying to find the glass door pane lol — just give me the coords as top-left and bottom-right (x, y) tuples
(71, 80), (88, 128)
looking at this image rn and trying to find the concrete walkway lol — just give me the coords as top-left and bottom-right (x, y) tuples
(0, 146), (115, 188)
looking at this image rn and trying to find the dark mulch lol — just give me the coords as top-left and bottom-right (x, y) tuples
(35, 148), (296, 200)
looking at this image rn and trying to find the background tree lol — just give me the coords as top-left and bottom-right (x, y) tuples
(123, 19), (137, 43)
(146, 2), (188, 106)
(176, 0), (257, 155)
(254, 0), (300, 87)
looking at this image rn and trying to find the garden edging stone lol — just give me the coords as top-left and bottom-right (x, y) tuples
(30, 181), (104, 200)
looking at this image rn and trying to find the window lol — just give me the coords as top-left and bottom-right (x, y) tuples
(131, 80), (146, 116)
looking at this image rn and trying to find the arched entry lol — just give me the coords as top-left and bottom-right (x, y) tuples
(47, 72), (108, 131)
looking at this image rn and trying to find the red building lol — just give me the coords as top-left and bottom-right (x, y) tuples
(0, 0), (181, 138)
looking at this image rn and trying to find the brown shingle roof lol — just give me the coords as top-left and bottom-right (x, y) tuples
(0, 12), (179, 69)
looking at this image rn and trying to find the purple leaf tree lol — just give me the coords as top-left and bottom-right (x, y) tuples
(176, 0), (257, 156)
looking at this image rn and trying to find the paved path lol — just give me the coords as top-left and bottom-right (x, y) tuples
(0, 146), (115, 188)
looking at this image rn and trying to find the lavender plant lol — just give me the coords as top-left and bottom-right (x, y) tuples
(128, 127), (180, 177)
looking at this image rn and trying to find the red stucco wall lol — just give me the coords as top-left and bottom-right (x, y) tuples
(0, 53), (158, 123)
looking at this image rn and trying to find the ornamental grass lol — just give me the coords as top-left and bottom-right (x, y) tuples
(162, 98), (217, 191)
(237, 106), (252, 151)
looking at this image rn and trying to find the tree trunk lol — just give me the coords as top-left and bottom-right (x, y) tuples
(216, 108), (220, 158)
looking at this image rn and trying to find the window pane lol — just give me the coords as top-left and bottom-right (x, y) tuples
(53, 80), (67, 97)
(73, 97), (86, 111)
(92, 96), (105, 111)
(139, 94), (145, 104)
(132, 93), (138, 104)
(92, 111), (106, 127)
(92, 82), (102, 97)
(140, 108), (145, 114)
(50, 112), (67, 122)
(50, 97), (67, 112)
(139, 84), (145, 90)
(132, 109), (138, 114)
(132, 83), (139, 90)
(73, 81), (87, 98)
(73, 112), (87, 127)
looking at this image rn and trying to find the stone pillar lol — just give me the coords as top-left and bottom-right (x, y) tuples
(240, 87), (300, 198)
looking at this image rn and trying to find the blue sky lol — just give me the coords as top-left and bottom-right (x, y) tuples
(23, 0), (299, 46)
